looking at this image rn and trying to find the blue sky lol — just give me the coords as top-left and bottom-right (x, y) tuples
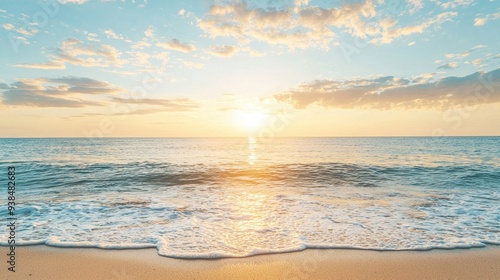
(0, 0), (499, 137)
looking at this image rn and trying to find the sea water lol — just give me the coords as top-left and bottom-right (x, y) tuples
(0, 137), (499, 258)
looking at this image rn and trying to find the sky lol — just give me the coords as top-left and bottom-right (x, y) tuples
(0, 0), (499, 137)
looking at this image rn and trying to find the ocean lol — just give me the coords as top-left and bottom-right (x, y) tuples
(1, 137), (499, 258)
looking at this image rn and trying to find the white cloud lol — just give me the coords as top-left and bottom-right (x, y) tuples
(57, 0), (88, 4)
(198, 1), (458, 49)
(408, 0), (424, 13)
(132, 39), (151, 50)
(104, 29), (124, 40)
(156, 39), (196, 53)
(274, 69), (500, 110)
(370, 12), (457, 44)
(474, 12), (500, 26)
(86, 32), (100, 42)
(250, 50), (265, 57)
(144, 27), (154, 38)
(179, 59), (204, 69)
(0, 76), (119, 107)
(431, 0), (474, 9)
(3, 23), (39, 36)
(15, 38), (127, 69)
(3, 23), (14, 30)
(445, 51), (470, 59)
(209, 45), (239, 57)
(437, 62), (459, 69)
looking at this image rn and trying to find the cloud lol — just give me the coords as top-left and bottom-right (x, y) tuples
(86, 32), (100, 42)
(144, 27), (154, 38)
(14, 38), (127, 69)
(132, 39), (151, 50)
(104, 29), (124, 40)
(472, 58), (483, 65)
(0, 76), (120, 107)
(431, 0), (474, 9)
(274, 69), (500, 110)
(471, 45), (486, 50)
(127, 51), (151, 65)
(110, 97), (199, 111)
(156, 39), (196, 53)
(445, 51), (470, 59)
(209, 45), (239, 57)
(474, 12), (500, 26)
(369, 12), (457, 44)
(199, 1), (331, 49)
(179, 59), (204, 69)
(198, 0), (458, 49)
(80, 108), (184, 117)
(408, 0), (424, 13)
(57, 0), (88, 4)
(408, 41), (416, 46)
(437, 62), (459, 69)
(3, 23), (38, 36)
(250, 50), (265, 57)
(474, 18), (486, 26)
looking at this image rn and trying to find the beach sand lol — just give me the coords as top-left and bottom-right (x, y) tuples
(1, 245), (500, 279)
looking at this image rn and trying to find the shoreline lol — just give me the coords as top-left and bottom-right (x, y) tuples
(2, 245), (500, 279)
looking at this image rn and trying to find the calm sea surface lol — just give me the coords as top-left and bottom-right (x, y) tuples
(0, 137), (499, 258)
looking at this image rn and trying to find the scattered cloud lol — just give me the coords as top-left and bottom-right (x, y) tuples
(156, 39), (196, 53)
(369, 12), (457, 44)
(431, 0), (474, 9)
(144, 27), (154, 38)
(14, 38), (127, 69)
(198, 1), (458, 49)
(104, 29), (124, 40)
(274, 68), (500, 110)
(445, 51), (470, 59)
(0, 76), (120, 107)
(474, 12), (500, 26)
(3, 23), (38, 36)
(437, 62), (459, 69)
(471, 45), (486, 50)
(131, 39), (151, 50)
(472, 58), (483, 65)
(179, 59), (204, 69)
(128, 51), (150, 65)
(474, 18), (486, 26)
(110, 97), (199, 111)
(209, 45), (239, 57)
(408, 41), (416, 46)
(250, 50), (265, 57)
(408, 0), (424, 13)
(86, 32), (100, 42)
(57, 0), (88, 4)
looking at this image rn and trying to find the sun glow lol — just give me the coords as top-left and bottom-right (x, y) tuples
(236, 110), (268, 131)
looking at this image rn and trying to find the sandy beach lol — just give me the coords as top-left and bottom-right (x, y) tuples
(1, 245), (499, 280)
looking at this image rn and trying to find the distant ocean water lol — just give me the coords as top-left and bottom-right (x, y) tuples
(1, 137), (499, 258)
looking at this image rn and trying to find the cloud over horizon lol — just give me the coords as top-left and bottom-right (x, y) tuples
(0, 76), (121, 107)
(274, 68), (500, 110)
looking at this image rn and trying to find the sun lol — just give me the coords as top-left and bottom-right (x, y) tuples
(236, 110), (268, 131)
